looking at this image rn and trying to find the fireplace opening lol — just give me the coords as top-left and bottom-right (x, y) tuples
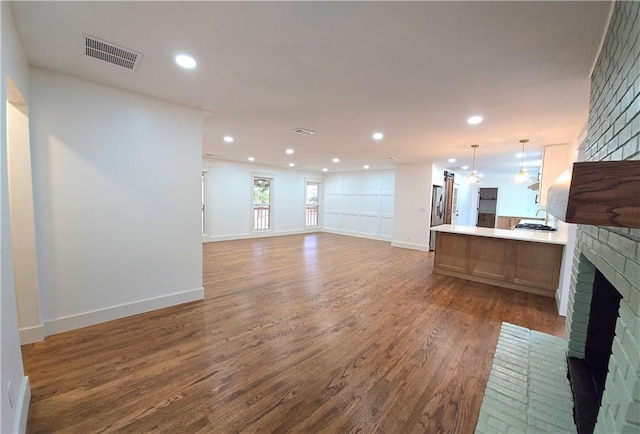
(567, 269), (622, 434)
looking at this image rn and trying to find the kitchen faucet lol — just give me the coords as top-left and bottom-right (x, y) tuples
(536, 208), (549, 226)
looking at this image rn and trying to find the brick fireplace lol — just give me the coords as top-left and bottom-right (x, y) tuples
(564, 1), (640, 432)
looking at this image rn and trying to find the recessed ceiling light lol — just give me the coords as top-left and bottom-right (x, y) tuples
(448, 158), (456, 163)
(332, 158), (340, 163)
(285, 148), (294, 154)
(467, 115), (483, 125)
(372, 132), (384, 140)
(175, 54), (197, 69)
(223, 136), (234, 143)
(363, 165), (370, 169)
(322, 168), (328, 172)
(288, 163), (295, 167)
(461, 165), (469, 170)
(248, 157), (255, 162)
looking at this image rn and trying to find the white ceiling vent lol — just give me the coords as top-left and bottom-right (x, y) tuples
(83, 34), (142, 70)
(292, 127), (315, 135)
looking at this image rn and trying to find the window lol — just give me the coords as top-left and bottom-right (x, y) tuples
(253, 177), (272, 230)
(305, 182), (320, 227)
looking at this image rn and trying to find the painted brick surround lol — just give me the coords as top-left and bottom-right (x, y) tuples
(564, 2), (640, 433)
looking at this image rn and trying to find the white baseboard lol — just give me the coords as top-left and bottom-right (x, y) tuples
(44, 287), (204, 336)
(204, 229), (391, 244)
(390, 241), (429, 251)
(203, 229), (307, 243)
(322, 229), (392, 242)
(15, 376), (30, 434)
(19, 324), (44, 344)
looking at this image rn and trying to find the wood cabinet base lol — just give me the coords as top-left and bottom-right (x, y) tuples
(433, 232), (563, 298)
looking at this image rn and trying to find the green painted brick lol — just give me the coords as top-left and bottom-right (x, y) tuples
(625, 402), (640, 425)
(629, 288), (640, 317)
(625, 259), (640, 285)
(632, 377), (640, 402)
(615, 273), (633, 300)
(621, 424), (640, 434)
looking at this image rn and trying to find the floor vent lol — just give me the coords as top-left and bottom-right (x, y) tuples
(83, 34), (142, 70)
(292, 127), (315, 135)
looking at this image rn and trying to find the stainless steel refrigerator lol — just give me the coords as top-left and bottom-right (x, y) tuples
(429, 185), (445, 251)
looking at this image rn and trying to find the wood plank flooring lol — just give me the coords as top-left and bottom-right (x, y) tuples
(21, 233), (565, 433)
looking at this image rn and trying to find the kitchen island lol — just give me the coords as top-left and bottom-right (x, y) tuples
(431, 224), (567, 297)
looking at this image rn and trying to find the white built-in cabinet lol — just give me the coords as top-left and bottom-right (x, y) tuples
(538, 144), (570, 206)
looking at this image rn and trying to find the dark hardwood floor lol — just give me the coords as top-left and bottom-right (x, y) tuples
(22, 233), (564, 433)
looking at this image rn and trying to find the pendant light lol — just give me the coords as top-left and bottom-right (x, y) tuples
(514, 138), (532, 183)
(467, 144), (481, 184)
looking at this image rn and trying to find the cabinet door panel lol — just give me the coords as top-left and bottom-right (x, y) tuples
(434, 233), (469, 273)
(470, 237), (511, 281)
(512, 242), (563, 290)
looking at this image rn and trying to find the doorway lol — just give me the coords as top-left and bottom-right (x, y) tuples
(477, 187), (498, 228)
(443, 171), (455, 224)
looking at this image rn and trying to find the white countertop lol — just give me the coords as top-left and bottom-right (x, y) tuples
(431, 224), (567, 245)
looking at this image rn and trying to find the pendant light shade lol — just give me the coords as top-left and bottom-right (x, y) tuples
(467, 144), (481, 184)
(514, 139), (532, 183)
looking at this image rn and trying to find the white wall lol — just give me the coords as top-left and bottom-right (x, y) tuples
(473, 175), (540, 218)
(323, 170), (394, 241)
(1, 2), (31, 432)
(392, 163), (433, 251)
(30, 68), (204, 335)
(202, 158), (323, 241)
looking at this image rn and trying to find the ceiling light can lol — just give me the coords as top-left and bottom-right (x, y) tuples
(467, 115), (483, 125)
(175, 54), (197, 69)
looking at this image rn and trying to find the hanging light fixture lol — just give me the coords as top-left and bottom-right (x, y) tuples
(514, 138), (532, 183)
(467, 144), (481, 184)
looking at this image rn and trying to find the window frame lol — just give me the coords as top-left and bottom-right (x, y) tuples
(304, 178), (322, 230)
(251, 172), (275, 232)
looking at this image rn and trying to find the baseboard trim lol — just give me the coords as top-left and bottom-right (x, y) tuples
(44, 287), (204, 336)
(15, 376), (30, 434)
(19, 324), (44, 344)
(204, 229), (388, 244)
(203, 229), (308, 243)
(390, 241), (429, 251)
(322, 229), (392, 243)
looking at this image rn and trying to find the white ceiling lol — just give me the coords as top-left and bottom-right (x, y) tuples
(11, 1), (611, 176)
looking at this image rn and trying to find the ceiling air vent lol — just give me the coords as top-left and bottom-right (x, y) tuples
(83, 34), (142, 70)
(292, 127), (315, 135)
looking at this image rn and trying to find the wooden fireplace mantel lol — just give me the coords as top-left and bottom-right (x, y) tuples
(548, 160), (640, 228)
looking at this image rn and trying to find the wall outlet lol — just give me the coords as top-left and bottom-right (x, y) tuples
(7, 381), (15, 408)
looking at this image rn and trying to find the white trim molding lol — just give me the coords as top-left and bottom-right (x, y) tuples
(16, 376), (30, 434)
(19, 324), (44, 344)
(390, 241), (429, 252)
(43, 287), (204, 336)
